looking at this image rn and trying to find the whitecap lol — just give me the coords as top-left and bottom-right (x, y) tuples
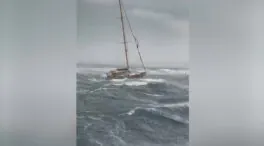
(95, 140), (103, 146)
(126, 107), (157, 116)
(88, 78), (102, 82)
(124, 81), (148, 86)
(143, 93), (164, 97)
(145, 107), (189, 124)
(109, 131), (127, 145)
(87, 116), (104, 122)
(112, 83), (124, 86)
(111, 80), (148, 87)
(127, 107), (140, 115)
(140, 78), (166, 83)
(147, 68), (189, 76)
(163, 102), (189, 108)
(110, 77), (166, 87)
(84, 123), (92, 130)
(125, 106), (188, 124)
(159, 69), (177, 73)
(110, 78), (127, 82)
(89, 87), (102, 93)
(150, 101), (189, 109)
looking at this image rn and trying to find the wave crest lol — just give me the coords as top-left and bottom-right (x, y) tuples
(110, 78), (166, 87)
(125, 103), (189, 124)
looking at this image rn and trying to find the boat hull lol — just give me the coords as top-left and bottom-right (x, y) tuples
(105, 70), (146, 80)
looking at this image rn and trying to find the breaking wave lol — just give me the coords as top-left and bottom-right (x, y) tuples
(148, 68), (188, 76)
(125, 104), (189, 124)
(140, 78), (166, 83)
(109, 78), (166, 87)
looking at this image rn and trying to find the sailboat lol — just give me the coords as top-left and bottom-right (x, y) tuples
(105, 0), (147, 80)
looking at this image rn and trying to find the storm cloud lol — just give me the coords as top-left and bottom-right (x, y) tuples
(78, 0), (189, 67)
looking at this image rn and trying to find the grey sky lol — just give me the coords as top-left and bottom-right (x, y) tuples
(78, 0), (189, 67)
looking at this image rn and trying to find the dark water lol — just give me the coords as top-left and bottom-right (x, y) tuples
(77, 67), (189, 146)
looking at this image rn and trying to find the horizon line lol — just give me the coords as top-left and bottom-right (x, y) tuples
(76, 61), (189, 69)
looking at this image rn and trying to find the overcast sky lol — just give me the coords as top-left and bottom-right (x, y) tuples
(78, 0), (189, 67)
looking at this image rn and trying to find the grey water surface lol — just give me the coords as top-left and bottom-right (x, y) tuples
(77, 66), (189, 146)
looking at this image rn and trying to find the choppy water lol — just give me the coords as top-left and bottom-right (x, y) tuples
(77, 67), (189, 146)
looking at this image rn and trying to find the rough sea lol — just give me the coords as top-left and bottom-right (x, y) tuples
(77, 66), (189, 146)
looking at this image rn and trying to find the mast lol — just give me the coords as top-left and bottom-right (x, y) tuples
(121, 1), (146, 72)
(118, 0), (129, 69)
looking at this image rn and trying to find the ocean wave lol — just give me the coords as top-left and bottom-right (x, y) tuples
(109, 78), (188, 92)
(143, 93), (164, 97)
(77, 67), (189, 76)
(140, 78), (166, 83)
(109, 130), (127, 145)
(125, 94), (158, 104)
(124, 81), (148, 86)
(125, 104), (188, 124)
(150, 102), (189, 109)
(127, 102), (188, 116)
(147, 68), (189, 76)
(87, 116), (103, 121)
(77, 66), (189, 145)
(77, 89), (90, 94)
(87, 78), (105, 82)
(110, 78), (166, 87)
(110, 78), (128, 82)
(88, 78), (98, 82)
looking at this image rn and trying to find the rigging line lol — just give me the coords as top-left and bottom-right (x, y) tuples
(121, 0), (146, 71)
(120, 0), (137, 44)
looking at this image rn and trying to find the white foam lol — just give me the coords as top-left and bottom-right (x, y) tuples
(162, 102), (189, 108)
(89, 87), (102, 93)
(88, 116), (103, 121)
(150, 101), (189, 109)
(167, 114), (189, 124)
(127, 107), (138, 115)
(111, 78), (127, 82)
(160, 69), (177, 73)
(112, 83), (124, 86)
(143, 93), (164, 97)
(109, 131), (127, 145)
(110, 78), (131, 86)
(110, 78), (166, 87)
(126, 106), (188, 124)
(140, 78), (166, 83)
(84, 123), (92, 130)
(145, 107), (158, 112)
(95, 140), (103, 146)
(88, 78), (100, 82)
(124, 81), (148, 86)
(146, 107), (189, 124)
(126, 107), (157, 116)
(147, 68), (189, 76)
